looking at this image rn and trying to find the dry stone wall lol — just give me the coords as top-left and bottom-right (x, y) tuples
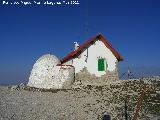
(74, 62), (119, 86)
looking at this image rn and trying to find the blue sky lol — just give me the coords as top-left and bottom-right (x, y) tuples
(0, 0), (160, 84)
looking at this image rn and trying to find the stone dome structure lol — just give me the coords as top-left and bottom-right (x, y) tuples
(28, 54), (75, 89)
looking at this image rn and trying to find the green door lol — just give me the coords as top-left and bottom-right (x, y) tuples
(98, 59), (105, 71)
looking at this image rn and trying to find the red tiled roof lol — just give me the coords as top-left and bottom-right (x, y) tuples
(61, 34), (123, 63)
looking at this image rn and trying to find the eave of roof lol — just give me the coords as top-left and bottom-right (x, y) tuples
(61, 34), (124, 63)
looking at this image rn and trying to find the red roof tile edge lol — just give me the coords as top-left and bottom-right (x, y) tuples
(56, 64), (74, 67)
(61, 34), (123, 64)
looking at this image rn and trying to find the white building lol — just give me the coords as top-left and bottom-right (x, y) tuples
(61, 34), (123, 85)
(28, 34), (123, 89)
(28, 54), (75, 89)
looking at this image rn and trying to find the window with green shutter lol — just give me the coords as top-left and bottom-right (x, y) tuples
(98, 59), (105, 71)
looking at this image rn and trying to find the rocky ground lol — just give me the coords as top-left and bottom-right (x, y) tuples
(0, 77), (160, 120)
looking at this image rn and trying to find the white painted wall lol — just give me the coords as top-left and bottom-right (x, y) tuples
(28, 54), (74, 89)
(64, 40), (117, 77)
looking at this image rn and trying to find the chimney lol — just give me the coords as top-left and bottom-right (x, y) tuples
(74, 42), (79, 50)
